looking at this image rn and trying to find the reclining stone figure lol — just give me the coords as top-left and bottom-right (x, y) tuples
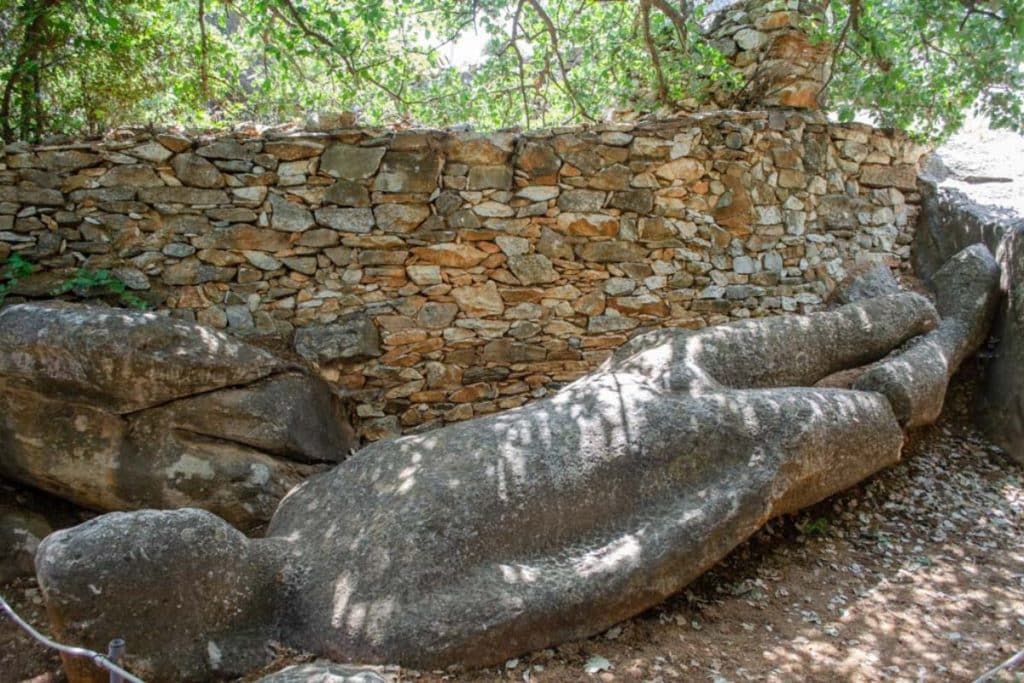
(32, 245), (999, 682)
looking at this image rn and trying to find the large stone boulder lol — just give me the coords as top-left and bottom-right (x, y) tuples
(0, 303), (355, 528)
(980, 226), (1024, 462)
(38, 292), (949, 681)
(37, 509), (280, 682)
(0, 302), (285, 412)
(855, 244), (1000, 427)
(913, 183), (1024, 461)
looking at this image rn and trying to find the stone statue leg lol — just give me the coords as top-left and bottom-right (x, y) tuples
(611, 292), (938, 390)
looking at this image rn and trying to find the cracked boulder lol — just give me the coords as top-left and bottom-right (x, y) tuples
(38, 292), (949, 681)
(0, 303), (355, 529)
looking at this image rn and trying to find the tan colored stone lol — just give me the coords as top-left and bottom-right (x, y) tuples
(449, 383), (497, 403)
(655, 158), (703, 182)
(555, 212), (619, 237)
(412, 244), (488, 268)
(452, 281), (504, 316)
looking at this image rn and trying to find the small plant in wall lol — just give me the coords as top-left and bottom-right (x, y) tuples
(0, 253), (35, 306)
(51, 268), (150, 310)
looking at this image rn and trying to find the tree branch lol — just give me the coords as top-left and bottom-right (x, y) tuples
(640, 0), (668, 101)
(817, 0), (857, 98)
(272, 0), (409, 109)
(198, 0), (209, 101)
(523, 0), (594, 121)
(510, 0), (532, 128)
(648, 0), (690, 48)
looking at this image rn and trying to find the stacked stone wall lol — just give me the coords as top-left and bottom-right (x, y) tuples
(0, 109), (926, 440)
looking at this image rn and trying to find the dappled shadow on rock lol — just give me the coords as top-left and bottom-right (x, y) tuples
(436, 370), (1023, 683)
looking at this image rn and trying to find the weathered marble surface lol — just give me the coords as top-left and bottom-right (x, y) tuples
(38, 291), (957, 681)
(0, 302), (355, 528)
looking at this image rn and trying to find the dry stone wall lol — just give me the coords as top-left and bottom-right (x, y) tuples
(0, 109), (926, 441)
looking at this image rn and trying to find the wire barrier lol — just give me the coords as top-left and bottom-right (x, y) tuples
(973, 648), (1024, 683)
(0, 594), (144, 683)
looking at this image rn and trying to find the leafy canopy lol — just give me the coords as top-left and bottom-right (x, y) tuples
(0, 0), (1021, 141)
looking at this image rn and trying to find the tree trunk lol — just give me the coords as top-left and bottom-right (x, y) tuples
(1, 0), (58, 142)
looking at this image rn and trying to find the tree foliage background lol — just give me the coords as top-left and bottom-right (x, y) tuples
(0, 0), (1021, 142)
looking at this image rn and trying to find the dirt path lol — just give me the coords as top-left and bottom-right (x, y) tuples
(3, 376), (1023, 683)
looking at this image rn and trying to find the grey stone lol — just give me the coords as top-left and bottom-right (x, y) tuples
(609, 190), (654, 214)
(0, 304), (354, 529)
(833, 263), (900, 305)
(316, 207), (375, 233)
(32, 293), (943, 679)
(733, 255), (756, 274)
(817, 194), (872, 231)
(245, 251), (283, 270)
(508, 254), (559, 285)
(138, 186), (228, 205)
(321, 144), (386, 180)
(4, 185), (64, 206)
(294, 315), (383, 364)
(270, 193), (315, 232)
(467, 165), (513, 190)
(374, 203), (431, 233)
(448, 209), (481, 229)
(0, 302), (285, 413)
(226, 304), (255, 329)
(537, 228), (574, 261)
(207, 207), (257, 223)
(514, 142), (561, 176)
(162, 242), (196, 258)
(111, 266), (150, 290)
(133, 372), (354, 466)
(373, 151), (442, 193)
(196, 139), (252, 161)
(36, 509), (280, 681)
(38, 149), (102, 172)
(855, 245), (1000, 427)
(282, 256), (318, 275)
(558, 189), (605, 212)
(912, 184), (1024, 461)
(417, 302), (459, 329)
(604, 277), (637, 296)
(324, 179), (371, 207)
(172, 153), (225, 188)
(17, 168), (61, 188)
(734, 28), (768, 50)
(126, 140), (173, 163)
(495, 235), (530, 257)
(587, 314), (640, 332)
(99, 164), (163, 187)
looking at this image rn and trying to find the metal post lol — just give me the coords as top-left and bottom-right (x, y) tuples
(107, 638), (125, 683)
